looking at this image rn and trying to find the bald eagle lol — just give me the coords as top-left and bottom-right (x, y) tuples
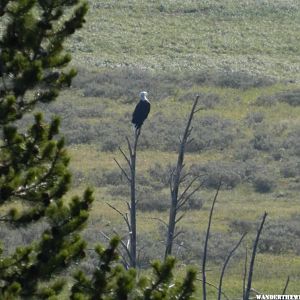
(132, 91), (151, 130)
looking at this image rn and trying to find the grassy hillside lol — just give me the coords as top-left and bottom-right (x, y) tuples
(69, 0), (300, 79)
(42, 0), (300, 296)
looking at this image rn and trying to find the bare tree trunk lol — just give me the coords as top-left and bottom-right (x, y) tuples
(202, 183), (221, 300)
(244, 212), (267, 300)
(112, 129), (141, 268)
(218, 232), (247, 300)
(128, 129), (140, 268)
(165, 96), (201, 259)
(242, 248), (248, 300)
(282, 276), (290, 295)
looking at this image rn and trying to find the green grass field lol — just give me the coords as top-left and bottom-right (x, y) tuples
(55, 0), (300, 297)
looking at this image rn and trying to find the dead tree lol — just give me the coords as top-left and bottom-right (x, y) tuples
(282, 276), (290, 295)
(165, 96), (203, 259)
(112, 129), (141, 268)
(218, 232), (247, 300)
(202, 183), (221, 300)
(244, 212), (268, 300)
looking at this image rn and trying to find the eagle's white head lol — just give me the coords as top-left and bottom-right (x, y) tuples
(140, 91), (148, 101)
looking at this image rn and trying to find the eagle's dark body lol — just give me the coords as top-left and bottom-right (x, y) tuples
(132, 93), (150, 129)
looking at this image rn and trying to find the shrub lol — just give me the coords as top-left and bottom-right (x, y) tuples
(213, 70), (274, 89)
(256, 89), (300, 107)
(137, 187), (170, 212)
(229, 219), (257, 235)
(65, 122), (98, 144)
(277, 89), (300, 106)
(175, 230), (245, 264)
(187, 115), (238, 152)
(204, 232), (245, 263)
(251, 127), (276, 151)
(256, 95), (278, 106)
(280, 160), (300, 178)
(179, 92), (221, 109)
(101, 139), (120, 152)
(271, 149), (284, 161)
(253, 174), (276, 193)
(259, 217), (300, 254)
(245, 111), (265, 127)
(243, 159), (265, 181)
(230, 217), (300, 255)
(282, 128), (300, 156)
(0, 222), (47, 254)
(71, 169), (86, 186)
(184, 195), (203, 210)
(76, 105), (106, 118)
(102, 169), (127, 185)
(234, 143), (258, 161)
(108, 184), (130, 198)
(72, 67), (182, 102)
(140, 113), (184, 152)
(148, 163), (174, 188)
(137, 233), (165, 268)
(190, 161), (244, 189)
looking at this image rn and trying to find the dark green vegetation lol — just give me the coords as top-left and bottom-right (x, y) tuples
(1, 0), (300, 298)
(0, 0), (92, 298)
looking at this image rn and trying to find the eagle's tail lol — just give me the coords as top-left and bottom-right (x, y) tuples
(131, 123), (141, 137)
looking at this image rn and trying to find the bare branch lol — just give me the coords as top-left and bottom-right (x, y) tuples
(169, 174), (174, 194)
(186, 138), (194, 145)
(125, 136), (133, 158)
(113, 158), (131, 182)
(106, 202), (131, 231)
(178, 176), (200, 202)
(119, 251), (130, 269)
(218, 232), (247, 300)
(194, 106), (205, 114)
(179, 172), (192, 184)
(244, 212), (268, 300)
(250, 287), (264, 295)
(177, 181), (204, 211)
(202, 182), (222, 300)
(149, 217), (168, 228)
(196, 278), (229, 300)
(99, 230), (129, 268)
(282, 276), (290, 295)
(173, 231), (184, 240)
(112, 229), (132, 264)
(243, 248), (248, 299)
(175, 213), (186, 225)
(118, 146), (131, 168)
(99, 231), (110, 241)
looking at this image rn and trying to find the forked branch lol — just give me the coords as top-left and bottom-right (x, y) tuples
(165, 96), (201, 259)
(218, 232), (247, 300)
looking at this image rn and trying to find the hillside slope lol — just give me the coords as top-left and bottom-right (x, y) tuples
(47, 0), (300, 296)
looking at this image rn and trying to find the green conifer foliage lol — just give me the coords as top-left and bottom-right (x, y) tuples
(0, 0), (92, 298)
(71, 238), (197, 300)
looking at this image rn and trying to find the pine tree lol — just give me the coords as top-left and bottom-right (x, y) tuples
(0, 0), (92, 298)
(71, 237), (197, 300)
